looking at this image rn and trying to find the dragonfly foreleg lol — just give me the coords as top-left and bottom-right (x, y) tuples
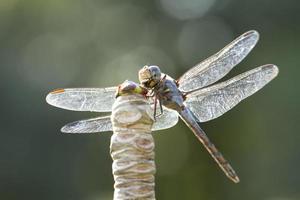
(152, 95), (164, 120)
(157, 97), (164, 117)
(153, 94), (158, 121)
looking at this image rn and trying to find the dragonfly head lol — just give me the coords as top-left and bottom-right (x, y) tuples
(138, 65), (162, 88)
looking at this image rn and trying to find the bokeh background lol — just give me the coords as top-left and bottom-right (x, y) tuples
(1, 0), (299, 199)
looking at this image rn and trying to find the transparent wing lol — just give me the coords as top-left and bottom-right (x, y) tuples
(46, 87), (117, 112)
(61, 116), (112, 133)
(152, 107), (179, 131)
(178, 30), (259, 92)
(61, 107), (179, 133)
(185, 64), (278, 122)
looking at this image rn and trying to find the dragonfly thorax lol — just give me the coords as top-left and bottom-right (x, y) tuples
(138, 65), (162, 88)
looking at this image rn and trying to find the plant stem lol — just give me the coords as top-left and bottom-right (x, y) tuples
(110, 94), (155, 200)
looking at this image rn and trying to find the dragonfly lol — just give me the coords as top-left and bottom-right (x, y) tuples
(46, 30), (278, 183)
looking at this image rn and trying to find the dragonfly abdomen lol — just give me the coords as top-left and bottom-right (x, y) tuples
(179, 107), (240, 183)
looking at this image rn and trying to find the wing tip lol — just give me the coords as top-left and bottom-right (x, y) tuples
(45, 88), (65, 105)
(60, 126), (73, 134)
(244, 30), (260, 43)
(60, 121), (81, 133)
(45, 93), (52, 105)
(245, 30), (259, 37)
(263, 64), (279, 78)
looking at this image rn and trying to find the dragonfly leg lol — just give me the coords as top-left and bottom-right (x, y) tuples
(156, 97), (164, 117)
(153, 94), (158, 121)
(147, 90), (155, 99)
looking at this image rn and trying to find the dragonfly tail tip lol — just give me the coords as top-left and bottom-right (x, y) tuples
(228, 174), (240, 183)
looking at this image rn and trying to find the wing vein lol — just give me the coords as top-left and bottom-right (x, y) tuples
(185, 64), (278, 122)
(178, 30), (259, 92)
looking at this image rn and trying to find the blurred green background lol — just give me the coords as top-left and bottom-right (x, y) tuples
(1, 0), (299, 199)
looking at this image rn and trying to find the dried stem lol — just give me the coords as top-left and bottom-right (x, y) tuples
(110, 94), (155, 200)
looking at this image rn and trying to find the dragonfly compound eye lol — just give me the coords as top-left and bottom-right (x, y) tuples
(148, 65), (161, 80)
(139, 65), (162, 88)
(139, 66), (152, 87)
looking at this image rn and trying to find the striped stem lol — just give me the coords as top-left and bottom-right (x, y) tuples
(110, 94), (155, 199)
